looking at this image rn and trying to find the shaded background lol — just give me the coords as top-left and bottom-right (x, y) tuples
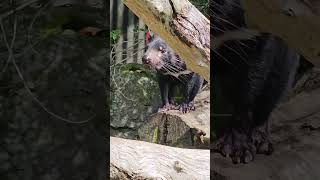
(0, 0), (107, 179)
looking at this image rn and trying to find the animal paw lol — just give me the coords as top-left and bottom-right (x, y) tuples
(179, 102), (195, 113)
(216, 129), (256, 164)
(252, 128), (273, 155)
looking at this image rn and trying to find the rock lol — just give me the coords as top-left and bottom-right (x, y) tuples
(110, 63), (161, 139)
(0, 2), (106, 179)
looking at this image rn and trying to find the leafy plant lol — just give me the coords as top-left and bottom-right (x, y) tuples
(189, 0), (209, 17)
(110, 29), (121, 44)
(133, 26), (145, 33)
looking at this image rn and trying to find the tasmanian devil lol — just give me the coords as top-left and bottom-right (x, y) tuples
(212, 0), (301, 163)
(142, 33), (204, 113)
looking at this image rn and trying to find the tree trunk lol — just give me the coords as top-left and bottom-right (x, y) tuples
(138, 89), (210, 149)
(121, 0), (210, 81)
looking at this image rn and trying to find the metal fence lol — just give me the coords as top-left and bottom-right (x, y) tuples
(110, 0), (146, 64)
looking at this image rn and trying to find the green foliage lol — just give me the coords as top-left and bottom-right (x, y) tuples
(110, 29), (121, 44)
(189, 0), (209, 17)
(133, 26), (145, 33)
(111, 27), (145, 44)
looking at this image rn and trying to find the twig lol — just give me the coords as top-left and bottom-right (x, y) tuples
(0, 0), (39, 20)
(27, 1), (51, 56)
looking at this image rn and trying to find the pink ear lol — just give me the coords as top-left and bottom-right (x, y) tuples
(145, 30), (152, 44)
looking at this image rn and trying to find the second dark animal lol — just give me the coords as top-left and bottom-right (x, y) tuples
(212, 0), (301, 164)
(142, 34), (204, 113)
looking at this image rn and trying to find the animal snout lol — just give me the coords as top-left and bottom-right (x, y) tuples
(142, 56), (151, 64)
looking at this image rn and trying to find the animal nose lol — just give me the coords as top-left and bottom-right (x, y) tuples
(142, 56), (150, 64)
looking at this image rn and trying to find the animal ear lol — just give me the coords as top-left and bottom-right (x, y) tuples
(145, 30), (154, 44)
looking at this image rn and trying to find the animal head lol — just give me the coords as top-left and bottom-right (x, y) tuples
(142, 33), (186, 73)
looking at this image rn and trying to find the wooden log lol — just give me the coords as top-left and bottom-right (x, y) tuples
(110, 137), (210, 180)
(138, 89), (210, 149)
(121, 0), (210, 81)
(241, 0), (320, 66)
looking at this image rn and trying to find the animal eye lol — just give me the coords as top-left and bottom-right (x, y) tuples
(159, 46), (166, 53)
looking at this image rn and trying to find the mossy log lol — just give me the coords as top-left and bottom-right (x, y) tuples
(138, 89), (210, 149)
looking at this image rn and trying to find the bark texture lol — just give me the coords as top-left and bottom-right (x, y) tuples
(241, 0), (320, 66)
(110, 137), (210, 180)
(138, 89), (210, 149)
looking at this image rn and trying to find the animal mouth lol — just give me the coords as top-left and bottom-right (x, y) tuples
(143, 61), (163, 70)
(142, 63), (153, 70)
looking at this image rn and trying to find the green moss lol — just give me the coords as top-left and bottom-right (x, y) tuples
(193, 135), (198, 143)
(152, 127), (159, 143)
(40, 26), (63, 39)
(39, 13), (70, 39)
(120, 63), (157, 81)
(111, 63), (161, 110)
(115, 63), (193, 104)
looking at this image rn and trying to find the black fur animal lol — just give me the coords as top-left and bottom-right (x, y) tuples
(142, 35), (204, 113)
(212, 0), (300, 163)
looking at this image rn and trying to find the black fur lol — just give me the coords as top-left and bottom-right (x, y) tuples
(142, 36), (204, 113)
(213, 0), (300, 163)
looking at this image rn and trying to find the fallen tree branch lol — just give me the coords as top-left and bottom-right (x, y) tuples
(122, 0), (210, 81)
(110, 137), (210, 180)
(241, 0), (320, 66)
